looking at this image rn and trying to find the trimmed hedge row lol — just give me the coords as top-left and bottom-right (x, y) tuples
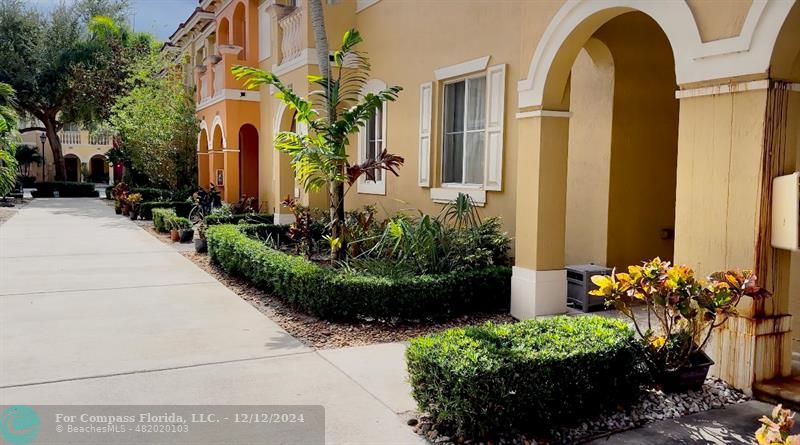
(152, 208), (176, 233)
(139, 201), (193, 220)
(130, 187), (173, 202)
(205, 213), (274, 226)
(32, 181), (99, 197)
(207, 224), (511, 320)
(406, 316), (646, 438)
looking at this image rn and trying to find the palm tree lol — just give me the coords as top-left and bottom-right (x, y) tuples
(232, 29), (403, 261)
(0, 82), (20, 197)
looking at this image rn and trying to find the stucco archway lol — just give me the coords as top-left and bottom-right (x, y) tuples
(238, 124), (259, 202)
(512, 10), (679, 319)
(198, 122), (210, 189)
(89, 154), (109, 184)
(64, 154), (81, 182)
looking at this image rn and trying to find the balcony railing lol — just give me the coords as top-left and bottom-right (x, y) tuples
(60, 131), (81, 145)
(89, 133), (111, 145)
(279, 8), (303, 63)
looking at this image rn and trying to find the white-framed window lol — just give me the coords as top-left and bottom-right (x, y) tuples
(258, 2), (272, 61)
(442, 75), (486, 186)
(358, 79), (388, 195)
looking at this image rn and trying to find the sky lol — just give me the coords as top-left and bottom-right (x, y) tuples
(28, 0), (197, 42)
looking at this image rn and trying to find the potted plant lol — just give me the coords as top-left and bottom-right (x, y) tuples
(176, 217), (194, 243)
(114, 199), (122, 215)
(590, 257), (770, 392)
(194, 218), (207, 252)
(127, 193), (142, 220)
(169, 217), (181, 242)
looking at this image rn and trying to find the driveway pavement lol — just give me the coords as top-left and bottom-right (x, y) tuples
(0, 198), (421, 444)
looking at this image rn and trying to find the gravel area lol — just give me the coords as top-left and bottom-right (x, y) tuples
(0, 198), (30, 225)
(408, 377), (749, 445)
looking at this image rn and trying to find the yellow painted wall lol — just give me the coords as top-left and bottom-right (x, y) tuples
(674, 90), (767, 276)
(598, 13), (679, 270)
(565, 47), (614, 266)
(686, 0), (752, 42)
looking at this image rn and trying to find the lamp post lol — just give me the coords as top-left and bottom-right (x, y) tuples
(39, 132), (47, 182)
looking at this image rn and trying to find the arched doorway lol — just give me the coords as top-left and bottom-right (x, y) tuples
(238, 124), (259, 201)
(64, 154), (80, 182)
(232, 2), (246, 60)
(218, 18), (230, 45)
(511, 7), (681, 319)
(564, 12), (678, 272)
(198, 126), (210, 188)
(89, 154), (109, 183)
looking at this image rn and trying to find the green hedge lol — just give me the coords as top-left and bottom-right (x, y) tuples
(129, 187), (173, 202)
(152, 208), (176, 233)
(205, 213), (274, 226)
(139, 201), (193, 220)
(406, 316), (646, 438)
(236, 223), (290, 242)
(207, 224), (510, 320)
(31, 181), (99, 197)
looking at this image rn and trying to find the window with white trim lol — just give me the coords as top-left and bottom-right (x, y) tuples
(358, 79), (388, 195)
(442, 76), (486, 186)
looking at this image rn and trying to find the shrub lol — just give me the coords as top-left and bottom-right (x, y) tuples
(205, 213), (274, 226)
(207, 224), (510, 320)
(406, 316), (647, 438)
(152, 208), (176, 233)
(129, 187), (173, 201)
(139, 201), (193, 220)
(170, 216), (192, 230)
(31, 181), (99, 197)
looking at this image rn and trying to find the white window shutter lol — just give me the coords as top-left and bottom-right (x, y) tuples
(484, 64), (505, 191)
(418, 82), (433, 187)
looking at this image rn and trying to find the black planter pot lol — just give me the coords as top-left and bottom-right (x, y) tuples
(179, 229), (194, 243)
(660, 350), (714, 393)
(195, 238), (207, 253)
(115, 207), (122, 215)
(129, 210), (139, 220)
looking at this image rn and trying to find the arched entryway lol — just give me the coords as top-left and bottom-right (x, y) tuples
(511, 6), (681, 319)
(238, 124), (259, 201)
(232, 2), (246, 60)
(89, 154), (109, 183)
(218, 18), (230, 45)
(564, 12), (678, 272)
(198, 126), (210, 188)
(64, 154), (80, 182)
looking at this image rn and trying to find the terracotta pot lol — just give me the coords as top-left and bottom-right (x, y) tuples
(660, 350), (714, 393)
(170, 229), (180, 241)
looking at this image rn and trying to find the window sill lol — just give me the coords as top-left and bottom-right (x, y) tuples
(430, 187), (486, 206)
(357, 181), (386, 196)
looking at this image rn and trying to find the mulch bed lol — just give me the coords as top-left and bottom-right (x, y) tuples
(181, 249), (514, 349)
(128, 214), (515, 349)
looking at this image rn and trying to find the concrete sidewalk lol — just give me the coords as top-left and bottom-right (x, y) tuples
(0, 198), (421, 444)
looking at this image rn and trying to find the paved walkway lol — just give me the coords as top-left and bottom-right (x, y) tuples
(0, 198), (421, 444)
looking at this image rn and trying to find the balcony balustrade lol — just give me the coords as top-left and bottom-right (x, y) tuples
(279, 7), (304, 63)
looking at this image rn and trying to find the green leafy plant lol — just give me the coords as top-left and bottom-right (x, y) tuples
(0, 82), (20, 197)
(406, 316), (646, 438)
(233, 29), (404, 261)
(590, 258), (771, 375)
(152, 208), (176, 233)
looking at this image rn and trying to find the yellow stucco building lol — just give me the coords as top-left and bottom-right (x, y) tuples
(164, 0), (800, 398)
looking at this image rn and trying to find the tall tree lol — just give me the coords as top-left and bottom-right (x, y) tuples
(233, 29), (403, 261)
(0, 0), (148, 180)
(109, 51), (198, 190)
(0, 82), (20, 197)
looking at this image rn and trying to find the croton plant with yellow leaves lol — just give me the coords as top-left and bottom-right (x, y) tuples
(756, 404), (800, 445)
(590, 258), (770, 374)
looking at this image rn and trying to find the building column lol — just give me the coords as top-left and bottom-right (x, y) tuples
(223, 148), (240, 203)
(510, 112), (572, 319)
(675, 81), (797, 394)
(197, 152), (210, 189)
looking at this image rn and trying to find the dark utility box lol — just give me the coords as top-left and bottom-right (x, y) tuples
(566, 264), (613, 312)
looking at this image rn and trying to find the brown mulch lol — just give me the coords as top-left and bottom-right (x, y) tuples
(181, 249), (515, 349)
(123, 211), (516, 349)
